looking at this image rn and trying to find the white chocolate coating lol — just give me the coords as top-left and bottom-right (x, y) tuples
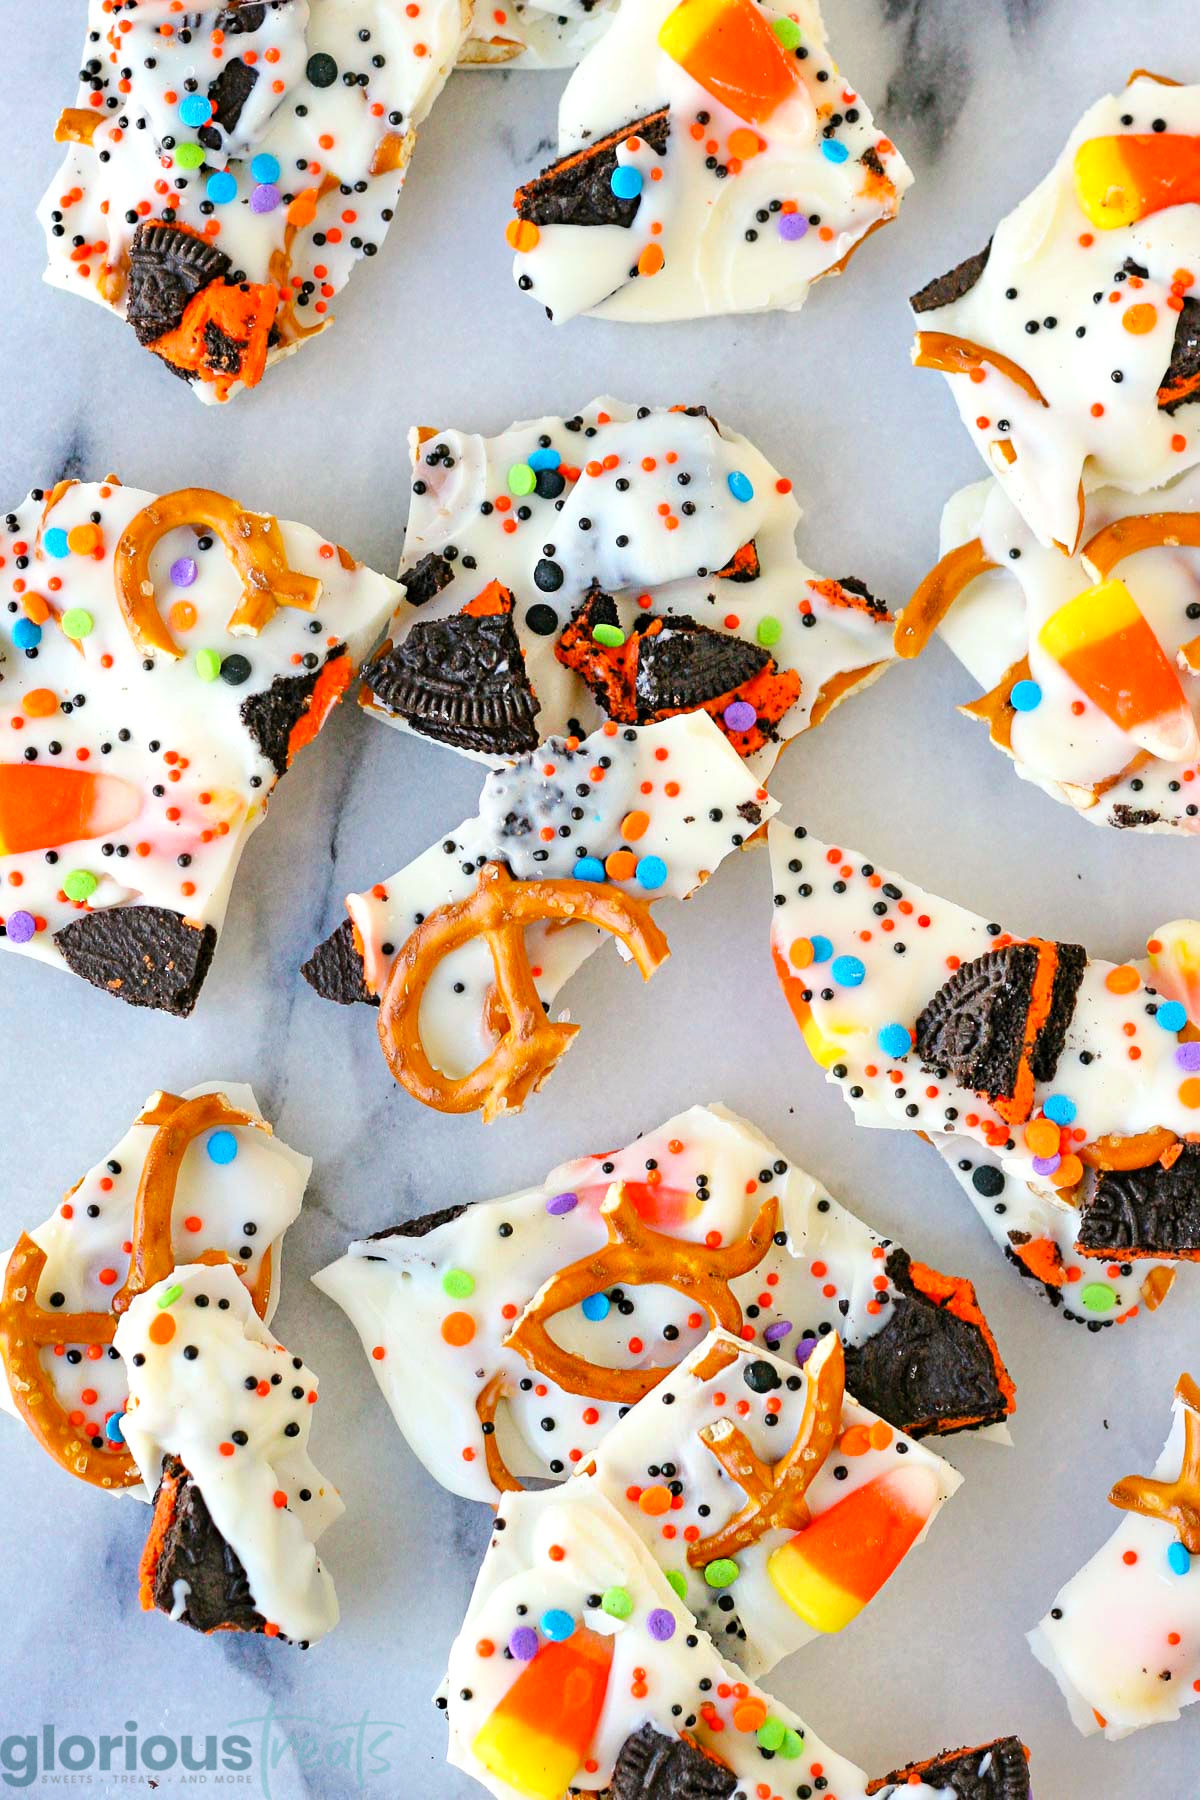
(460, 0), (616, 68)
(116, 1263), (342, 1644)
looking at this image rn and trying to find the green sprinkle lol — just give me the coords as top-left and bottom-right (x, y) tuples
(442, 1268), (475, 1299)
(61, 608), (93, 640)
(779, 1729), (805, 1760)
(756, 615), (782, 647)
(157, 1283), (183, 1309)
(592, 622), (626, 648)
(176, 142), (206, 170)
(756, 1718), (786, 1753)
(601, 1586), (634, 1619)
(665, 1570), (688, 1601)
(62, 869), (98, 902)
(507, 463), (536, 497)
(195, 648), (222, 682)
(703, 1557), (739, 1589)
(772, 16), (802, 47)
(1081, 1281), (1117, 1314)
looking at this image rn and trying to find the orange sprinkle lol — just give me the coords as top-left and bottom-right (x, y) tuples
(506, 218), (540, 252)
(148, 1313), (176, 1346)
(1106, 965), (1140, 995)
(441, 1312), (476, 1347)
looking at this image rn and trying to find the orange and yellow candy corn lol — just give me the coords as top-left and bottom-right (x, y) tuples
(0, 764), (142, 856)
(767, 1463), (941, 1632)
(1037, 578), (1198, 762)
(473, 1627), (613, 1799)
(658, 0), (805, 128)
(1074, 133), (1200, 230)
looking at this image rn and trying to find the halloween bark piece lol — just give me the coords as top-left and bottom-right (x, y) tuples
(460, 0), (619, 69)
(769, 820), (1200, 1324)
(0, 1083), (309, 1491)
(1029, 1373), (1200, 1739)
(865, 1738), (1031, 1799)
(41, 0), (471, 402)
(508, 0), (911, 323)
(441, 1483), (1021, 1800)
(909, 75), (1200, 551)
(302, 713), (777, 1117)
(896, 470), (1200, 831)
(362, 400), (894, 776)
(0, 479), (397, 1013)
(313, 1103), (1012, 1506)
(118, 1264), (342, 1643)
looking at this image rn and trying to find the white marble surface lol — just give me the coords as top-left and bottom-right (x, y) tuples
(3, 4), (1200, 1797)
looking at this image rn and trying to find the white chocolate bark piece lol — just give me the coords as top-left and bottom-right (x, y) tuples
(0, 1082), (311, 1494)
(313, 1103), (1012, 1507)
(510, 0), (912, 323)
(363, 400), (893, 776)
(1029, 1380), (1200, 1739)
(0, 479), (399, 1012)
(442, 1483), (984, 1799)
(580, 1328), (960, 1678)
(907, 472), (1200, 832)
(910, 76), (1200, 550)
(768, 820), (1197, 1323)
(41, 0), (470, 401)
(116, 1263), (342, 1644)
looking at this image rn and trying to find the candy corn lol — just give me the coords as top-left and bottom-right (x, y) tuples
(1146, 921), (1200, 1024)
(767, 1463), (941, 1632)
(1074, 133), (1200, 230)
(0, 764), (142, 855)
(472, 1627), (613, 1798)
(1037, 579), (1199, 762)
(657, 0), (806, 128)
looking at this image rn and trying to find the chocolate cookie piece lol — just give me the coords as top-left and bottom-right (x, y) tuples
(201, 57), (259, 146)
(140, 1456), (266, 1636)
(1077, 1144), (1200, 1259)
(833, 574), (890, 621)
(217, 2), (270, 31)
(240, 646), (347, 777)
(867, 1736), (1030, 1799)
(362, 601), (540, 754)
(368, 1203), (469, 1243)
(55, 905), (218, 1017)
(608, 1725), (737, 1800)
(397, 551), (456, 609)
(714, 541), (760, 583)
(515, 110), (670, 229)
(842, 1249), (1013, 1437)
(634, 618), (769, 717)
(301, 919), (376, 1007)
(1111, 802), (1163, 828)
(1159, 295), (1200, 414)
(910, 241), (992, 313)
(126, 222), (232, 346)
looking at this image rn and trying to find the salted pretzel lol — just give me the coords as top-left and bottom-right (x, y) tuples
(376, 862), (670, 1121)
(895, 538), (999, 660)
(912, 333), (1049, 408)
(1110, 1373), (1200, 1553)
(112, 488), (322, 659)
(1081, 511), (1200, 584)
(687, 1334), (845, 1567)
(0, 1092), (271, 1489)
(504, 1182), (778, 1405)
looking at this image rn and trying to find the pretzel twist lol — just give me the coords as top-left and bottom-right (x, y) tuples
(475, 1371), (524, 1497)
(504, 1182), (778, 1405)
(895, 537), (999, 660)
(1110, 1371), (1200, 1552)
(912, 332), (1050, 407)
(113, 488), (322, 659)
(1081, 511), (1200, 584)
(376, 862), (670, 1121)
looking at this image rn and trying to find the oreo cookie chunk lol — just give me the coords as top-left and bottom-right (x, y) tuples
(514, 110), (669, 230)
(635, 617), (769, 718)
(397, 551), (456, 609)
(554, 588), (635, 720)
(608, 1725), (737, 1800)
(368, 1203), (469, 1245)
(360, 585), (540, 755)
(140, 1456), (267, 1637)
(1159, 295), (1200, 413)
(1076, 1144), (1200, 1259)
(842, 1249), (1014, 1437)
(867, 1736), (1030, 1799)
(714, 540), (760, 583)
(54, 905), (218, 1017)
(915, 940), (1086, 1124)
(126, 222), (232, 347)
(201, 55), (259, 146)
(300, 919), (377, 1007)
(910, 241), (992, 313)
(240, 646), (349, 777)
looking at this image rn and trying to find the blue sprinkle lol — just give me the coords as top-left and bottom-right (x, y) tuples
(206, 170), (238, 205)
(1157, 1000), (1188, 1033)
(44, 528), (70, 559)
(250, 152), (281, 184)
(809, 935), (833, 965)
(636, 855), (668, 891)
(878, 1023), (912, 1058)
(527, 447), (561, 471)
(12, 618), (42, 650)
(540, 1609), (575, 1642)
(1010, 679), (1043, 712)
(610, 165), (644, 200)
(206, 1129), (239, 1165)
(1043, 1093), (1077, 1126)
(820, 139), (850, 164)
(179, 93), (212, 127)
(575, 855), (607, 883)
(832, 955), (866, 988)
(581, 1292), (611, 1322)
(105, 1411), (126, 1443)
(727, 471), (754, 503)
(1168, 1540), (1192, 1577)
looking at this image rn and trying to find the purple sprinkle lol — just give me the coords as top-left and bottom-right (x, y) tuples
(170, 556), (198, 588)
(763, 1320), (793, 1345)
(1031, 1154), (1061, 1177)
(1176, 1042), (1200, 1072)
(723, 699), (757, 733)
(250, 183), (282, 213)
(509, 1627), (539, 1661)
(5, 911), (36, 945)
(546, 1191), (579, 1216)
(778, 213), (808, 241)
(646, 1608), (675, 1641)
(794, 1335), (818, 1367)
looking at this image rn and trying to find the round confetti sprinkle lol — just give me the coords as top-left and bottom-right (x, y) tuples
(665, 1569), (688, 1600)
(877, 1022), (912, 1058)
(601, 1586), (634, 1619)
(1080, 1282), (1116, 1315)
(1168, 1541), (1192, 1576)
(540, 1609), (575, 1642)
(442, 1268), (475, 1299)
(704, 1558), (739, 1589)
(546, 1191), (579, 1216)
(581, 1292), (611, 1322)
(175, 142), (206, 171)
(778, 212), (809, 242)
(778, 1729), (805, 1759)
(63, 869), (98, 902)
(727, 471), (754, 503)
(206, 170), (238, 206)
(61, 609), (93, 641)
(646, 1609), (675, 1641)
(1010, 679), (1043, 712)
(611, 165), (644, 200)
(1157, 1000), (1187, 1033)
(43, 528), (69, 559)
(251, 184), (282, 214)
(307, 52), (339, 86)
(170, 556), (198, 587)
(831, 954), (866, 987)
(12, 618), (41, 650)
(105, 1411), (126, 1443)
(795, 1336), (817, 1366)
(1043, 1093), (1077, 1125)
(1177, 1042), (1200, 1073)
(755, 616), (782, 646)
(771, 16), (802, 46)
(757, 1718), (786, 1753)
(507, 463), (537, 497)
(5, 912), (36, 945)
(206, 1130), (239, 1165)
(1031, 1154), (1061, 1177)
(221, 654), (252, 686)
(251, 153), (281, 184)
(196, 648), (222, 682)
(635, 855), (668, 891)
(723, 699), (757, 733)
(179, 94), (212, 127)
(592, 622), (626, 648)
(509, 1626), (538, 1661)
(527, 447), (561, 472)
(821, 139), (850, 165)
(574, 856), (607, 883)
(809, 935), (833, 964)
